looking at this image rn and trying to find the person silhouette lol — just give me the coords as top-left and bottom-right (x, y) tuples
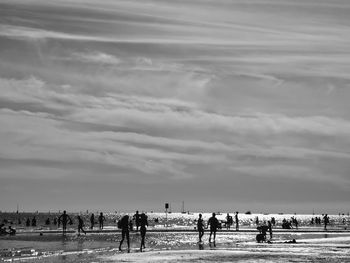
(268, 220), (272, 239)
(323, 214), (329, 230)
(119, 215), (130, 252)
(58, 210), (72, 235)
(77, 216), (86, 235)
(226, 213), (232, 230)
(207, 213), (219, 244)
(90, 213), (95, 230)
(31, 216), (37, 227)
(133, 211), (141, 231)
(197, 213), (205, 242)
(139, 213), (148, 252)
(26, 218), (30, 227)
(235, 212), (239, 231)
(98, 212), (106, 230)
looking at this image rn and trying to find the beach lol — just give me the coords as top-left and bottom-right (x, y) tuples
(1, 212), (350, 262)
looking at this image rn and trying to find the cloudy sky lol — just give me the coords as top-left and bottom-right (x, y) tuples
(0, 0), (350, 213)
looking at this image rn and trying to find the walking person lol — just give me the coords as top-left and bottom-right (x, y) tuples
(197, 213), (205, 243)
(98, 212), (106, 230)
(58, 210), (72, 235)
(226, 213), (232, 230)
(139, 213), (148, 252)
(207, 213), (220, 244)
(77, 215), (86, 235)
(323, 214), (329, 230)
(90, 213), (95, 230)
(133, 210), (141, 231)
(31, 216), (37, 227)
(118, 215), (130, 252)
(268, 220), (273, 239)
(235, 212), (239, 231)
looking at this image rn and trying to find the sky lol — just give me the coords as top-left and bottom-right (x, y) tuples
(0, 0), (350, 214)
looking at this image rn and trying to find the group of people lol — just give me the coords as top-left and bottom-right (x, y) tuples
(0, 223), (16, 235)
(117, 211), (149, 252)
(310, 214), (330, 229)
(224, 212), (240, 231)
(281, 217), (299, 229)
(55, 210), (148, 252)
(89, 212), (106, 230)
(196, 212), (240, 245)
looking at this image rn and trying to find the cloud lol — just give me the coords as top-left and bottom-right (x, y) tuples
(2, 76), (350, 140)
(1, 0), (350, 211)
(71, 51), (121, 65)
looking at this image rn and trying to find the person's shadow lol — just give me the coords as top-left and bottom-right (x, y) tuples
(198, 243), (204, 250)
(209, 241), (216, 248)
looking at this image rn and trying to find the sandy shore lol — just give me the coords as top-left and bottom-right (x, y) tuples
(101, 236), (350, 262)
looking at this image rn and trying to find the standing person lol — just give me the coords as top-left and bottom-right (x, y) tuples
(207, 213), (219, 244)
(226, 213), (232, 230)
(58, 210), (72, 235)
(77, 215), (86, 235)
(139, 213), (148, 252)
(26, 218), (30, 227)
(31, 216), (37, 227)
(90, 213), (95, 230)
(133, 211), (141, 231)
(197, 213), (205, 243)
(323, 214), (329, 230)
(268, 220), (273, 239)
(294, 218), (299, 229)
(235, 212), (239, 231)
(98, 212), (106, 230)
(118, 215), (130, 252)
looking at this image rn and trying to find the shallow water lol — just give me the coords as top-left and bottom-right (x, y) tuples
(1, 212), (350, 262)
(1, 231), (350, 262)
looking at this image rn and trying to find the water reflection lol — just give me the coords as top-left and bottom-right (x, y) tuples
(198, 243), (204, 250)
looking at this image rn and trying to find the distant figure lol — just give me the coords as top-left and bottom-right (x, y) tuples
(282, 218), (292, 229)
(129, 219), (133, 231)
(207, 213), (220, 243)
(133, 211), (141, 231)
(226, 213), (232, 230)
(26, 218), (30, 227)
(98, 212), (106, 230)
(77, 216), (86, 235)
(31, 217), (37, 227)
(284, 239), (297, 243)
(45, 218), (51, 225)
(197, 214), (205, 243)
(323, 214), (329, 230)
(0, 224), (8, 235)
(58, 210), (72, 235)
(18, 218), (21, 225)
(268, 220), (272, 239)
(8, 226), (16, 235)
(54, 217), (57, 226)
(271, 217), (276, 226)
(294, 218), (299, 229)
(255, 216), (259, 226)
(235, 212), (239, 231)
(310, 217), (314, 225)
(90, 213), (95, 230)
(118, 215), (130, 252)
(256, 224), (269, 243)
(139, 213), (148, 252)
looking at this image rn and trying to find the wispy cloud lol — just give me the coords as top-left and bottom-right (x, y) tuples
(71, 51), (121, 65)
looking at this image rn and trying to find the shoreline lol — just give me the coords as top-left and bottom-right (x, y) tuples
(9, 228), (350, 235)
